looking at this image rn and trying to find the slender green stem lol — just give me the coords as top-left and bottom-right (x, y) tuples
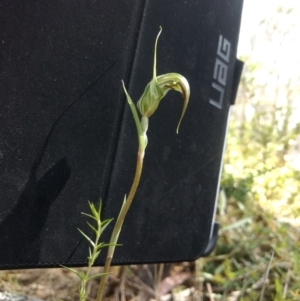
(96, 146), (145, 301)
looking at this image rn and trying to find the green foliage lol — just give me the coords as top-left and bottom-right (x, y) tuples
(198, 89), (300, 299)
(62, 201), (115, 301)
(200, 194), (300, 299)
(223, 111), (300, 219)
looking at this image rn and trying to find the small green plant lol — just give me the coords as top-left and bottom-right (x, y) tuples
(62, 201), (115, 301)
(68, 26), (190, 301)
(97, 25), (190, 301)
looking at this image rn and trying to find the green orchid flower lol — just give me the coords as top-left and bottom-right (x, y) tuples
(136, 26), (190, 134)
(122, 26), (191, 154)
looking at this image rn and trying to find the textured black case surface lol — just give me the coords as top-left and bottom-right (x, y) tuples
(0, 0), (243, 269)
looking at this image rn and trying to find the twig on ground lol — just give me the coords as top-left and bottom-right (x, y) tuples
(259, 250), (274, 301)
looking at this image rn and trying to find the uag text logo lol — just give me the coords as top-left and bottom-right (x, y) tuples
(209, 35), (231, 109)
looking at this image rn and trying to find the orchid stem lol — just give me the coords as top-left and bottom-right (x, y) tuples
(96, 143), (145, 301)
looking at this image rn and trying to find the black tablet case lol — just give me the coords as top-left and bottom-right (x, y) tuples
(0, 0), (244, 269)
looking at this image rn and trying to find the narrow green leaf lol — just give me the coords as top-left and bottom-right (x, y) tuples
(88, 201), (99, 219)
(87, 272), (109, 282)
(116, 195), (127, 221)
(81, 212), (98, 221)
(79, 270), (87, 279)
(78, 228), (95, 247)
(97, 199), (103, 216)
(219, 217), (253, 234)
(93, 250), (101, 260)
(86, 221), (98, 234)
(122, 81), (143, 138)
(123, 194), (127, 205)
(96, 242), (121, 251)
(60, 265), (82, 279)
(99, 219), (113, 236)
(101, 218), (114, 227)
